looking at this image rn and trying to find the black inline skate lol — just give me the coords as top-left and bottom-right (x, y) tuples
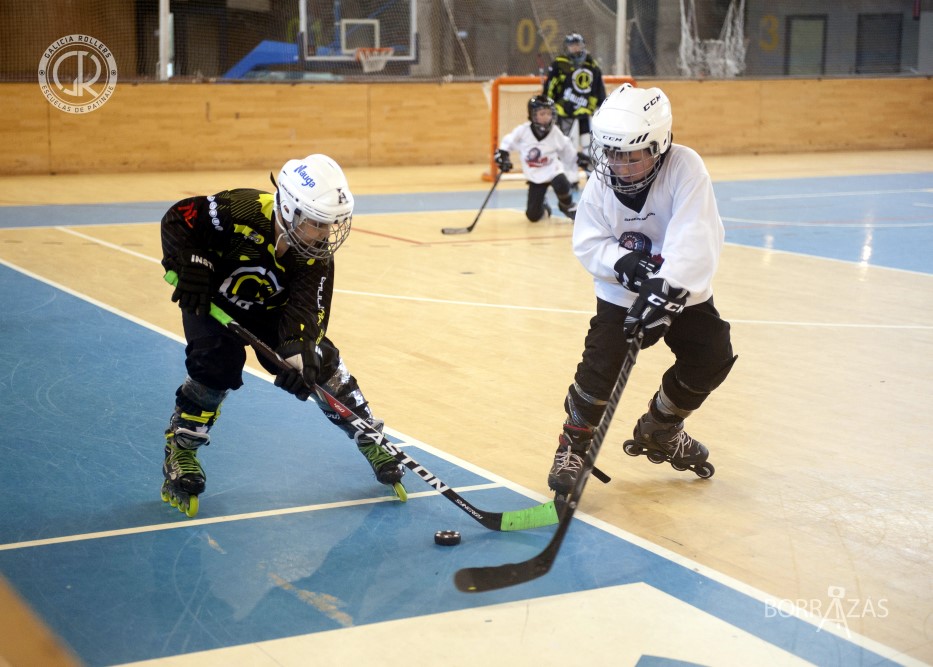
(622, 410), (714, 479)
(161, 424), (209, 518)
(357, 427), (407, 502)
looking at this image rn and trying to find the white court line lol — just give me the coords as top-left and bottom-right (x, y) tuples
(723, 215), (933, 229)
(729, 188), (932, 201)
(51, 227), (933, 330)
(0, 255), (924, 667)
(0, 483), (500, 552)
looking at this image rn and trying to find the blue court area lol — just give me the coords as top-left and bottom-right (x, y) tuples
(1, 169), (931, 666)
(2, 171), (931, 273)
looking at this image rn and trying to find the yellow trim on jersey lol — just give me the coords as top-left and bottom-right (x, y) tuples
(258, 192), (275, 220)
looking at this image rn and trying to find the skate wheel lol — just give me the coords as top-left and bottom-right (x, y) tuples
(622, 441), (640, 457)
(647, 451), (666, 464)
(392, 482), (408, 503)
(183, 495), (199, 518)
(671, 462), (689, 472)
(695, 462), (715, 479)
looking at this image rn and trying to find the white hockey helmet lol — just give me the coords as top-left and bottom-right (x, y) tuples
(590, 83), (673, 195)
(274, 154), (354, 260)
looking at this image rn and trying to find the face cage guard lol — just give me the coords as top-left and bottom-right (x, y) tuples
(531, 109), (555, 134)
(276, 203), (351, 261)
(590, 142), (663, 196)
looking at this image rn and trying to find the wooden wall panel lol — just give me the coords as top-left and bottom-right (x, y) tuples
(0, 85), (51, 174)
(367, 83), (489, 166)
(1, 78), (930, 175)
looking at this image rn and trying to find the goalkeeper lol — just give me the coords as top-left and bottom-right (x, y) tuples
(544, 32), (607, 189)
(159, 153), (403, 517)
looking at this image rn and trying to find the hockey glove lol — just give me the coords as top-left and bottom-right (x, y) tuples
(495, 149), (513, 173)
(623, 277), (688, 349)
(614, 251), (660, 293)
(171, 250), (214, 317)
(576, 151), (592, 171)
(274, 337), (321, 401)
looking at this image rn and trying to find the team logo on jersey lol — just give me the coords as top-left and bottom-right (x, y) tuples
(525, 147), (550, 168)
(619, 232), (664, 266)
(572, 69), (594, 93)
(618, 232), (652, 254)
(218, 266), (284, 310)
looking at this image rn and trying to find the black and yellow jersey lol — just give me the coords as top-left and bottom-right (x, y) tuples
(544, 55), (606, 118)
(160, 188), (332, 344)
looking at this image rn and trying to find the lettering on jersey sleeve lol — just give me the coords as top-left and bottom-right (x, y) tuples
(176, 202), (198, 229)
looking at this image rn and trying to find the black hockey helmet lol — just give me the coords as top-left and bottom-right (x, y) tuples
(564, 33), (587, 66)
(527, 95), (556, 133)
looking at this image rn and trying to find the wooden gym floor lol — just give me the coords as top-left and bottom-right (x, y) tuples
(0, 150), (931, 666)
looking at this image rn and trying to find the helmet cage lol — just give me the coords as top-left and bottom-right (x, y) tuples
(564, 33), (587, 66)
(590, 142), (663, 195)
(275, 190), (351, 260)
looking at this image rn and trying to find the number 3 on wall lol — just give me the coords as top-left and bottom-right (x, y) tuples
(516, 17), (559, 54)
(759, 14), (779, 51)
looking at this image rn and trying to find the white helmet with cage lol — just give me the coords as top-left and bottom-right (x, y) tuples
(274, 154), (354, 260)
(590, 83), (673, 195)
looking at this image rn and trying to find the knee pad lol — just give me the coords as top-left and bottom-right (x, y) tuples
(661, 354), (737, 412)
(565, 383), (606, 428)
(185, 336), (246, 391)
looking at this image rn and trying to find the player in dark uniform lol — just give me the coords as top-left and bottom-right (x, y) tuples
(544, 33), (606, 189)
(160, 154), (403, 517)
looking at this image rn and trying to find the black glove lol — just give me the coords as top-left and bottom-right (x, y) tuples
(614, 251), (660, 293)
(274, 337), (321, 401)
(576, 151), (591, 170)
(623, 277), (688, 349)
(171, 250), (214, 316)
(495, 149), (513, 173)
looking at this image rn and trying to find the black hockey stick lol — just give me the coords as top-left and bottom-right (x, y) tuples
(164, 272), (559, 531)
(454, 330), (643, 592)
(441, 169), (504, 235)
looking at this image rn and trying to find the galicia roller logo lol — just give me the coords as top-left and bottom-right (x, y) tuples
(38, 35), (117, 114)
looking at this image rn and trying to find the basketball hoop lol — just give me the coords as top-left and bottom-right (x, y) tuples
(355, 46), (394, 73)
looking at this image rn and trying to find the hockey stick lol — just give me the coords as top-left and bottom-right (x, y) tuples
(441, 169), (504, 235)
(163, 271), (559, 531)
(454, 330), (643, 592)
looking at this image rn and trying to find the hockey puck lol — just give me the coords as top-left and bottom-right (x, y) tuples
(434, 530), (461, 546)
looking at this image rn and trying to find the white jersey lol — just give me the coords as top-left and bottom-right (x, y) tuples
(573, 144), (724, 309)
(500, 122), (577, 184)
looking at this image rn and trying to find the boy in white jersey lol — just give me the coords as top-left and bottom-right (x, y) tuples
(495, 95), (588, 222)
(547, 84), (737, 495)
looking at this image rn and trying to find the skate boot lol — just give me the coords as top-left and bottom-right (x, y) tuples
(547, 423), (593, 499)
(558, 198), (577, 221)
(161, 426), (209, 517)
(357, 424), (407, 501)
(622, 409), (714, 479)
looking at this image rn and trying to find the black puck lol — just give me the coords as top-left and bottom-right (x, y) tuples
(434, 530), (461, 546)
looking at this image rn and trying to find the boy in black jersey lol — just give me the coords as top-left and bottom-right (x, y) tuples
(544, 33), (606, 189)
(160, 154), (403, 517)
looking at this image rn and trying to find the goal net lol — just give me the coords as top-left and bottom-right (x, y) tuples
(483, 75), (636, 180)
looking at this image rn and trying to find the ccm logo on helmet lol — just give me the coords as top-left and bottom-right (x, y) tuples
(643, 94), (662, 111)
(293, 164), (316, 188)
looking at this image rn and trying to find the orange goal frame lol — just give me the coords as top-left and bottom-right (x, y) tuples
(483, 75), (637, 181)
